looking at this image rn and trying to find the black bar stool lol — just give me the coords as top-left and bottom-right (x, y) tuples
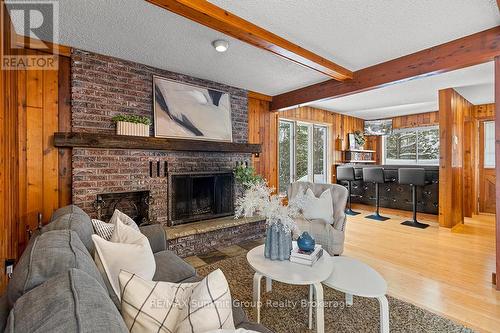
(337, 166), (360, 216)
(362, 167), (389, 221)
(399, 168), (429, 229)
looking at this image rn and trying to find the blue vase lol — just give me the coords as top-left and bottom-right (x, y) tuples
(297, 232), (315, 252)
(264, 224), (292, 260)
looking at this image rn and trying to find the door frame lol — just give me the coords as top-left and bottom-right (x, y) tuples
(478, 119), (496, 214)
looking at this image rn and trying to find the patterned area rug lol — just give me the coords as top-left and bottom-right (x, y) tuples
(197, 254), (475, 333)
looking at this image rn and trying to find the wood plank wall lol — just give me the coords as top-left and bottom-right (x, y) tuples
(495, 56), (500, 290)
(0, 6), (71, 291)
(438, 88), (473, 228)
(248, 96), (279, 190)
(1, 6), (20, 293)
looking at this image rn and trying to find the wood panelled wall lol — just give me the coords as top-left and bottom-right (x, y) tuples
(1, 7), (19, 293)
(495, 56), (500, 290)
(438, 88), (473, 228)
(392, 111), (439, 129)
(247, 101), (364, 186)
(1, 9), (71, 291)
(248, 96), (279, 190)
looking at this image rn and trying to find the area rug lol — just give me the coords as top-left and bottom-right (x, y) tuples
(197, 254), (475, 333)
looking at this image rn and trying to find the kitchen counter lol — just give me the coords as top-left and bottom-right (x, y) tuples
(336, 164), (439, 215)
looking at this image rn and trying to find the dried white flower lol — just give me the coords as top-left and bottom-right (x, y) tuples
(235, 181), (306, 233)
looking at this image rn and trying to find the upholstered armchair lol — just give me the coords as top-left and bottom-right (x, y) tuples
(288, 181), (348, 256)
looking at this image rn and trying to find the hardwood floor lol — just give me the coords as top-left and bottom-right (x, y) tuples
(346, 204), (499, 333)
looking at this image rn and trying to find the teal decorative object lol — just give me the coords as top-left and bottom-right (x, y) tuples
(264, 224), (292, 260)
(297, 232), (315, 252)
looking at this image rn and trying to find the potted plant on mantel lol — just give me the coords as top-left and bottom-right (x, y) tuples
(112, 115), (151, 137)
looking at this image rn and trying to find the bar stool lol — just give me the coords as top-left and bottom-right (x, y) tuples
(362, 167), (389, 221)
(337, 166), (360, 216)
(398, 168), (429, 229)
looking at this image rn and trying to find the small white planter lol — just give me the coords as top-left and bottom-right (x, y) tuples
(116, 121), (149, 137)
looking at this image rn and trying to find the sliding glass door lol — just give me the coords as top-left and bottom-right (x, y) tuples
(278, 120), (328, 193)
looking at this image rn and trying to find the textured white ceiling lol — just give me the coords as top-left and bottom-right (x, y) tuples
(308, 62), (494, 120)
(211, 0), (499, 70)
(9, 0), (500, 97)
(9, 0), (325, 95)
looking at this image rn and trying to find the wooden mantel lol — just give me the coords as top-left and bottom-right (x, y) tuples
(53, 132), (262, 154)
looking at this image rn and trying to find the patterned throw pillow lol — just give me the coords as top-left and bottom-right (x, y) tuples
(91, 210), (140, 240)
(92, 219), (114, 240)
(119, 269), (234, 333)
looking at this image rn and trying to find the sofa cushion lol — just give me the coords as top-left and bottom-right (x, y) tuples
(152, 251), (196, 282)
(7, 230), (106, 307)
(5, 269), (128, 333)
(42, 206), (95, 253)
(50, 204), (87, 222)
(139, 224), (167, 253)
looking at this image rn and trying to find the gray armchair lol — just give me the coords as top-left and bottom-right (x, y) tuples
(288, 181), (348, 255)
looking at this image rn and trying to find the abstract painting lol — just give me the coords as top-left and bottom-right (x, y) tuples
(153, 76), (233, 142)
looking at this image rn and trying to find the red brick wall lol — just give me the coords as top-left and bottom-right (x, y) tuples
(70, 49), (251, 223)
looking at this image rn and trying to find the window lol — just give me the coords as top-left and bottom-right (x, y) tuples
(484, 121), (495, 168)
(383, 126), (439, 165)
(278, 120), (328, 193)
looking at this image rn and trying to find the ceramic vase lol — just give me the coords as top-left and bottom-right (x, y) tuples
(297, 231), (315, 252)
(264, 223), (292, 260)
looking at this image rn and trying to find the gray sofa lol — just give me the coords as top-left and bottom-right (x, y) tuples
(288, 181), (348, 255)
(0, 205), (271, 333)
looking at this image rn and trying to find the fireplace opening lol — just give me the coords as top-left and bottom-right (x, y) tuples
(170, 172), (234, 225)
(95, 190), (151, 226)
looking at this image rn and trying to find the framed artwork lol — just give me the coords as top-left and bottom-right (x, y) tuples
(364, 119), (393, 136)
(153, 76), (233, 142)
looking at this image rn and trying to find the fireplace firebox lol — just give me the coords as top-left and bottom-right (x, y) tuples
(169, 172), (234, 225)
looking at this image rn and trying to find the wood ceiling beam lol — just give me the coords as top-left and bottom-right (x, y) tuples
(145, 0), (353, 81)
(272, 26), (500, 110)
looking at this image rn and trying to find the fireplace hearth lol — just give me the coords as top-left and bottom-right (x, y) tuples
(169, 171), (234, 226)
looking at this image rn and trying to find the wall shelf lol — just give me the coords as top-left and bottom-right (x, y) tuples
(53, 132), (262, 154)
(342, 149), (376, 164)
(343, 160), (376, 163)
(343, 149), (376, 153)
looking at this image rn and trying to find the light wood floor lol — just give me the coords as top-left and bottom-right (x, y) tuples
(346, 204), (499, 333)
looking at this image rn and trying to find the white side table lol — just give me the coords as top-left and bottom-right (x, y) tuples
(247, 244), (332, 333)
(322, 256), (389, 333)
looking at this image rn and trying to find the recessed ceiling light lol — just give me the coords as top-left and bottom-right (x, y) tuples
(212, 39), (229, 52)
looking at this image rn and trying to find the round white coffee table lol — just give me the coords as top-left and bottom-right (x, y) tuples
(247, 244), (332, 333)
(322, 256), (389, 333)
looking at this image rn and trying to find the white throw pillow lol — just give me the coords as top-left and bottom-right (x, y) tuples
(109, 209), (140, 231)
(91, 219), (114, 240)
(119, 269), (234, 333)
(302, 188), (334, 224)
(92, 220), (155, 298)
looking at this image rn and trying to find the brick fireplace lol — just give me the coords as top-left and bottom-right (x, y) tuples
(69, 49), (265, 255)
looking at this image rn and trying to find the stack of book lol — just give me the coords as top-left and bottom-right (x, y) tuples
(290, 244), (323, 266)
